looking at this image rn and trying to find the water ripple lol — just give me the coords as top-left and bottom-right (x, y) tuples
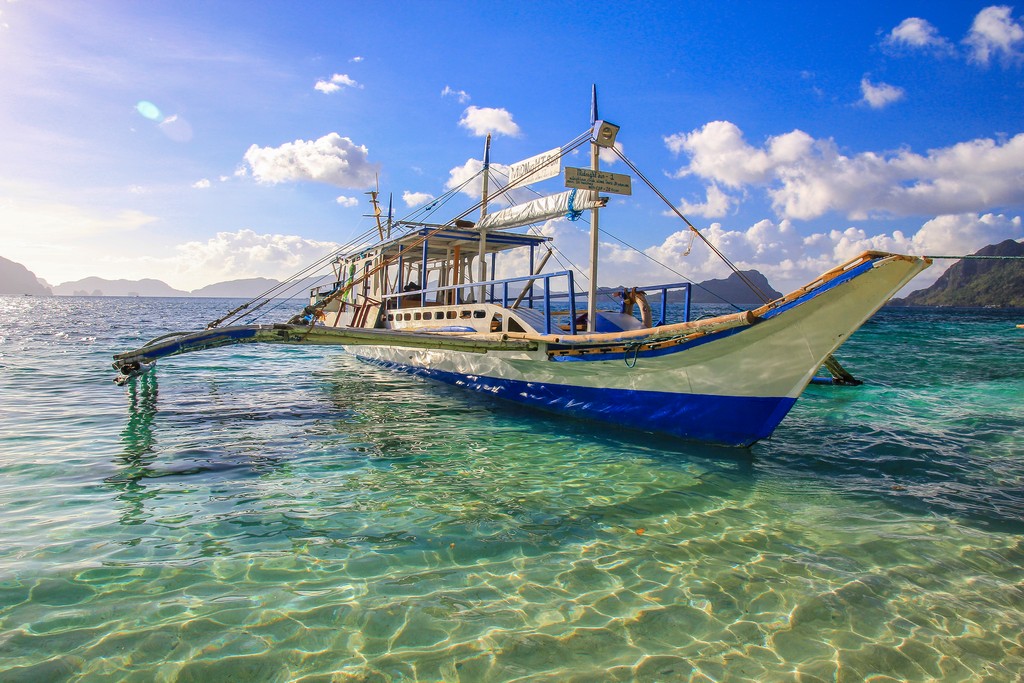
(0, 297), (1022, 680)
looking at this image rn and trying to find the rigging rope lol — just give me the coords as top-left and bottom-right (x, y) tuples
(611, 146), (774, 304)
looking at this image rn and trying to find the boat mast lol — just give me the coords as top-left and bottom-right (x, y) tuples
(366, 175), (384, 241)
(587, 86), (600, 332)
(477, 134), (491, 303)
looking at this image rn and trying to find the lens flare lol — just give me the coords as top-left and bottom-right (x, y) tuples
(135, 101), (161, 121)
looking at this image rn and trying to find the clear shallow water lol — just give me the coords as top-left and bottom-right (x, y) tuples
(1, 296), (1022, 682)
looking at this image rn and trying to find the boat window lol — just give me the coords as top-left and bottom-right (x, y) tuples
(446, 311), (456, 319)
(414, 313), (422, 320)
(473, 310), (485, 319)
(387, 314), (394, 321)
(508, 318), (526, 333)
(403, 313), (412, 321)
(423, 312), (432, 320)
(490, 315), (503, 333)
(460, 310), (472, 319)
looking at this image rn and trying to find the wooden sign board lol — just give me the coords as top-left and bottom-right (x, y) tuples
(564, 167), (632, 196)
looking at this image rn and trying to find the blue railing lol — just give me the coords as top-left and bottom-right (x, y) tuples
(379, 273), (692, 336)
(381, 270), (578, 335)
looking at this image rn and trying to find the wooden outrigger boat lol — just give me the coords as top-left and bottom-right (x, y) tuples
(113, 94), (930, 446)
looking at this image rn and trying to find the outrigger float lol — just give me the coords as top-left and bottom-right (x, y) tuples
(113, 92), (930, 447)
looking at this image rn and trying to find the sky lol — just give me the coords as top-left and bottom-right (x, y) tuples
(2, 1), (1023, 294)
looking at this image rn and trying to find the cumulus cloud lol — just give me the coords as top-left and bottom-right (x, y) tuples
(598, 141), (624, 166)
(666, 120), (1024, 221)
(507, 211), (1021, 295)
(173, 229), (340, 285)
(402, 190), (434, 208)
(964, 5), (1024, 66)
(350, 56), (364, 63)
(458, 106), (520, 137)
(441, 85), (471, 103)
(443, 158), (535, 208)
(860, 77), (905, 109)
(192, 178), (211, 189)
(243, 133), (378, 188)
(314, 73), (362, 93)
(673, 184), (739, 219)
(884, 17), (954, 53)
(336, 195), (359, 207)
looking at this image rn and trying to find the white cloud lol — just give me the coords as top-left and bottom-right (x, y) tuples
(171, 229), (340, 287)
(458, 106), (520, 137)
(860, 77), (905, 109)
(666, 120), (801, 188)
(243, 133), (378, 188)
(192, 178), (211, 189)
(964, 5), (1024, 66)
(598, 141), (624, 166)
(0, 190), (161, 285)
(444, 158), (534, 208)
(402, 190), (434, 208)
(314, 73), (362, 93)
(673, 183), (738, 218)
(512, 212), (1021, 295)
(666, 120), (1024, 221)
(0, 195), (158, 240)
(441, 85), (471, 103)
(350, 56), (364, 63)
(884, 17), (954, 53)
(336, 195), (359, 207)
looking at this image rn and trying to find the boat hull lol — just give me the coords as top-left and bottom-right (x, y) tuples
(356, 354), (797, 446)
(110, 252), (929, 447)
(344, 253), (929, 446)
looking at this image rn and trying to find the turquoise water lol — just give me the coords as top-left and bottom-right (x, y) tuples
(1, 296), (1022, 682)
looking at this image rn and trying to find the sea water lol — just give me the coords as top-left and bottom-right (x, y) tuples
(0, 296), (1021, 682)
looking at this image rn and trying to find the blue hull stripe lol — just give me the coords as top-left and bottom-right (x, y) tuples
(357, 357), (797, 447)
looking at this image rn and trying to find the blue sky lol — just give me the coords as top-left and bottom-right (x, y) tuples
(2, 1), (1022, 292)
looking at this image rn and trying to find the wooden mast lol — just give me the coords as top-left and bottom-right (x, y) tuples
(477, 134), (491, 304)
(587, 85), (600, 332)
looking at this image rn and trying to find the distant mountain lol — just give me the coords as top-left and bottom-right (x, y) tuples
(890, 239), (1024, 307)
(0, 256), (53, 296)
(51, 274), (330, 298)
(690, 270), (783, 304)
(190, 277), (282, 298)
(52, 277), (188, 297)
(190, 276), (326, 298)
(641, 270), (782, 305)
(12, 255), (780, 305)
